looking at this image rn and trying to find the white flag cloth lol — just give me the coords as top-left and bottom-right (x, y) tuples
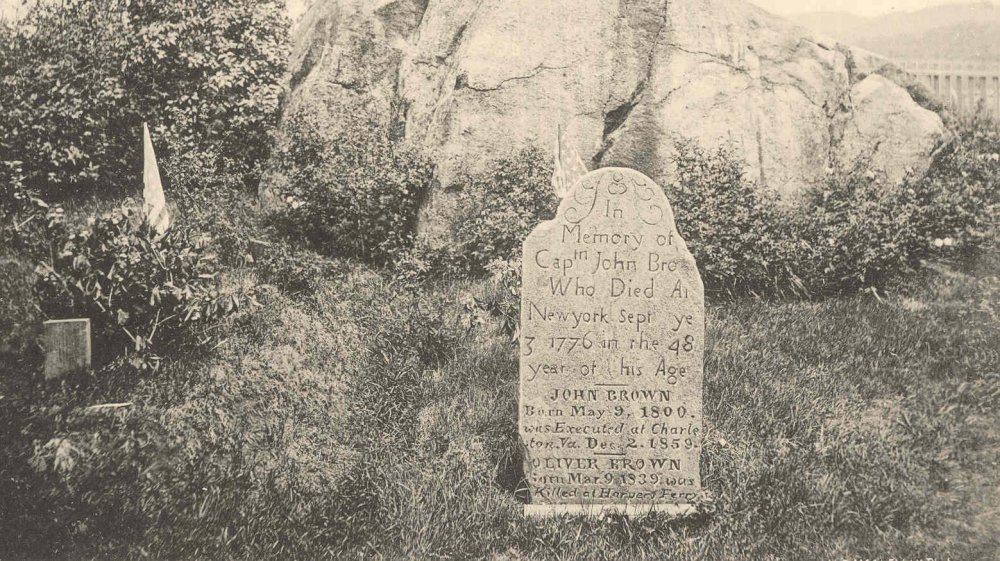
(550, 126), (589, 198)
(142, 123), (171, 235)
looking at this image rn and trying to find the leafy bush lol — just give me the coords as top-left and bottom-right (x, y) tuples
(451, 145), (558, 275)
(166, 150), (260, 269)
(468, 257), (522, 339)
(914, 114), (1000, 256)
(0, 254), (38, 366)
(1, 162), (59, 372)
(392, 239), (472, 289)
(667, 131), (998, 296)
(792, 116), (999, 294)
(123, 0), (289, 179)
(393, 129), (994, 296)
(252, 243), (339, 296)
(0, 0), (289, 199)
(666, 140), (798, 294)
(34, 204), (243, 371)
(390, 145), (556, 285)
(0, 3), (126, 195)
(1, 160), (63, 259)
(266, 110), (435, 265)
(794, 165), (931, 293)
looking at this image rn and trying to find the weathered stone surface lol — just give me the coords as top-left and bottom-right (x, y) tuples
(838, 74), (945, 185)
(520, 167), (704, 516)
(43, 319), (91, 380)
(266, 0), (948, 222)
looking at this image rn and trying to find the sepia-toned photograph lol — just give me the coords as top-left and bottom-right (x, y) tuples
(1, 0), (997, 559)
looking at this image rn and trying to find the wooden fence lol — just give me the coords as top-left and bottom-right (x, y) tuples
(896, 59), (1000, 115)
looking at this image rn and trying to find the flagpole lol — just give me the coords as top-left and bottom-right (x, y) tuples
(557, 123), (562, 163)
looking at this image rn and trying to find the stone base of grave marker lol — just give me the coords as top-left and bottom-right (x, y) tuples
(519, 167), (705, 518)
(524, 503), (696, 518)
(43, 318), (92, 380)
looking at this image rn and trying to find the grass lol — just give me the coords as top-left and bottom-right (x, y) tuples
(1, 229), (998, 560)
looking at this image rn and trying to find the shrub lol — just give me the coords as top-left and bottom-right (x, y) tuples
(1, 161), (60, 373)
(0, 0), (289, 199)
(34, 204), (243, 371)
(0, 254), (38, 366)
(472, 257), (522, 339)
(122, 0), (289, 180)
(266, 110), (435, 265)
(914, 114), (1000, 257)
(252, 243), (340, 296)
(793, 116), (999, 294)
(666, 131), (998, 296)
(166, 150), (259, 269)
(392, 240), (472, 289)
(0, 3), (127, 196)
(666, 140), (798, 294)
(1, 160), (63, 259)
(451, 145), (558, 275)
(794, 164), (931, 293)
(163, 145), (345, 298)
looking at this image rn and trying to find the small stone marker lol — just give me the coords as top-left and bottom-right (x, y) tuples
(43, 319), (91, 380)
(520, 167), (705, 517)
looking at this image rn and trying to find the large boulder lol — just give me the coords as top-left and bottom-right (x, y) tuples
(839, 74), (947, 186)
(266, 0), (948, 231)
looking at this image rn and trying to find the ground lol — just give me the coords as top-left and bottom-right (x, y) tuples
(1, 243), (998, 560)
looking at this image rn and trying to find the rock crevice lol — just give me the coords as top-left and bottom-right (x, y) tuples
(461, 64), (574, 92)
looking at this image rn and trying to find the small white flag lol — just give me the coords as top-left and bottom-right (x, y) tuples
(142, 123), (171, 235)
(550, 125), (589, 198)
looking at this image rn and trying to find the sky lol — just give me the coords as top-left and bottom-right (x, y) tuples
(748, 0), (996, 17)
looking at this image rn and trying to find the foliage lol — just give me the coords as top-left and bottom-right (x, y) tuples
(393, 131), (994, 297)
(915, 113), (1000, 256)
(0, 0), (289, 199)
(253, 242), (341, 296)
(34, 204), (243, 371)
(166, 150), (260, 269)
(666, 140), (798, 294)
(462, 257), (522, 339)
(668, 131), (999, 296)
(123, 0), (289, 179)
(0, 2), (126, 195)
(0, 160), (64, 259)
(390, 145), (555, 285)
(161, 150), (336, 297)
(0, 254), (39, 367)
(1, 162), (58, 376)
(452, 145), (558, 274)
(794, 164), (932, 293)
(266, 109), (436, 265)
(792, 116), (999, 294)
(392, 239), (472, 289)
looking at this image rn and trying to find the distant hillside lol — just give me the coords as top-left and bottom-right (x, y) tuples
(863, 22), (1000, 60)
(790, 2), (1000, 61)
(790, 11), (868, 41)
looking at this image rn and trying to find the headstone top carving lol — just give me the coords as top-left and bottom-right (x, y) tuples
(519, 167), (705, 517)
(561, 169), (668, 227)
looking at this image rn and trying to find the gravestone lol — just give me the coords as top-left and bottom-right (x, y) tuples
(43, 319), (91, 380)
(519, 167), (704, 517)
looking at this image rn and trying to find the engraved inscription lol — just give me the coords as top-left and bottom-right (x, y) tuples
(520, 168), (705, 509)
